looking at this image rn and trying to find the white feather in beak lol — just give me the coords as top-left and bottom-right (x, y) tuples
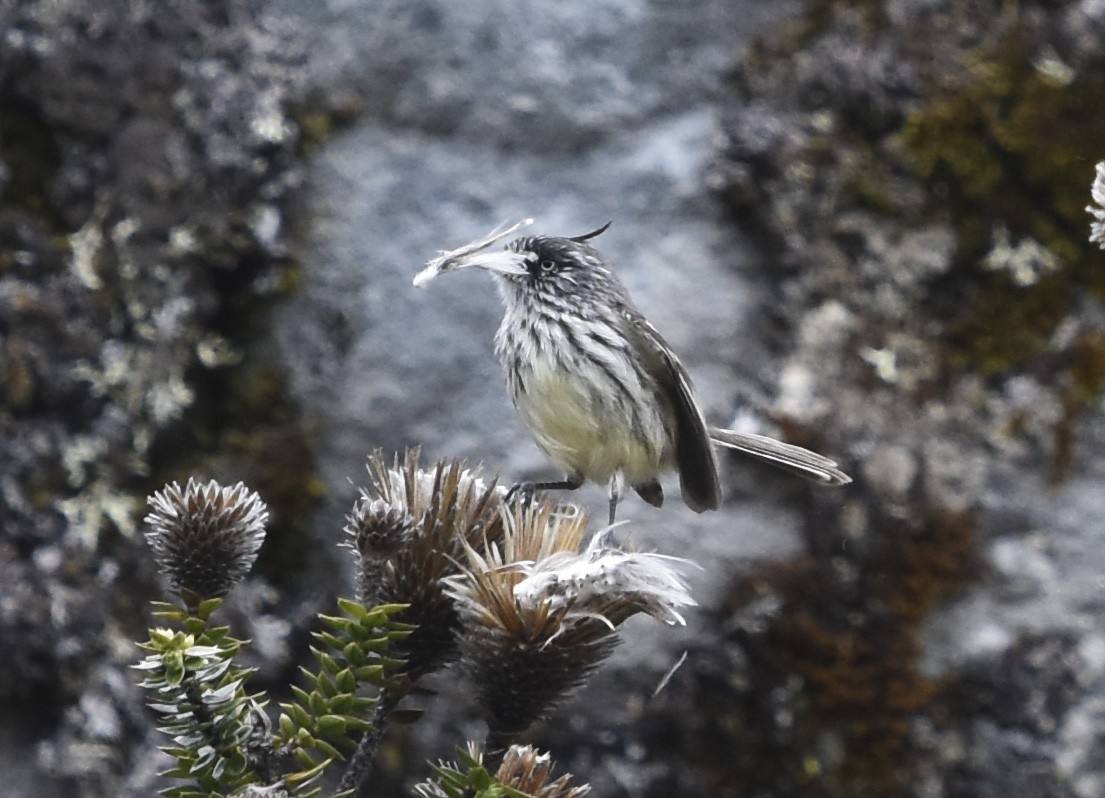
(414, 218), (534, 287)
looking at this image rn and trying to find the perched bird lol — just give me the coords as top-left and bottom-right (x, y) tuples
(414, 219), (850, 523)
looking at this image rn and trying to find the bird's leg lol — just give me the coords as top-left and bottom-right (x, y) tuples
(505, 472), (585, 506)
(606, 472), (626, 526)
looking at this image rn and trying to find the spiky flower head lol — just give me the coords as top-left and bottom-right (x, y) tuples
(144, 478), (268, 602)
(1089, 161), (1105, 249)
(445, 502), (697, 735)
(413, 742), (589, 798)
(344, 493), (419, 606)
(351, 449), (505, 681)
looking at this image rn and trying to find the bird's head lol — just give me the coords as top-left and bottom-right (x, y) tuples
(414, 220), (618, 303)
(497, 222), (614, 300)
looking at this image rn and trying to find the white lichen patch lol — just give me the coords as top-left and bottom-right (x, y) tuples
(982, 227), (1060, 287)
(197, 334), (243, 368)
(69, 218), (105, 290)
(57, 481), (138, 547)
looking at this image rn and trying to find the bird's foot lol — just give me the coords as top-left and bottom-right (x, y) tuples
(504, 482), (538, 507)
(504, 474), (585, 510)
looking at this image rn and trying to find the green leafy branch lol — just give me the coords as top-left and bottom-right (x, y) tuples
(274, 599), (412, 796)
(134, 598), (263, 798)
(136, 469), (600, 797)
(415, 749), (528, 798)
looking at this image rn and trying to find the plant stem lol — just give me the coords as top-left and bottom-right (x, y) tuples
(334, 690), (397, 795)
(483, 727), (516, 773)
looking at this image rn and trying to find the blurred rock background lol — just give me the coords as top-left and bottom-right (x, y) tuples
(2, 0), (1105, 796)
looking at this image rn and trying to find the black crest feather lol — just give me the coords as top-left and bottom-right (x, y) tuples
(567, 221), (612, 243)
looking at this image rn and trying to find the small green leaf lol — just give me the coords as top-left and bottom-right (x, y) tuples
(471, 765), (492, 791)
(293, 748), (319, 769)
(309, 737), (343, 760)
(342, 641), (366, 667)
(343, 716), (370, 733)
(358, 637), (391, 653)
(182, 617), (209, 636)
(299, 667), (323, 694)
(335, 668), (357, 693)
(336, 597), (369, 619)
(349, 696), (375, 715)
(287, 702), (313, 729)
(366, 602), (409, 622)
(353, 664), (384, 682)
(284, 758), (331, 784)
(195, 596), (224, 618)
(316, 672), (338, 699)
(317, 651), (341, 675)
(328, 692), (355, 714)
(317, 614), (348, 631)
(165, 664), (186, 688)
(278, 713), (297, 739)
(315, 631), (345, 650)
(316, 714), (347, 740)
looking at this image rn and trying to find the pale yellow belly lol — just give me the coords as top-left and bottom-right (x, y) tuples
(512, 357), (671, 485)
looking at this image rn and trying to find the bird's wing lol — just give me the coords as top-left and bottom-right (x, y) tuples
(621, 312), (720, 512)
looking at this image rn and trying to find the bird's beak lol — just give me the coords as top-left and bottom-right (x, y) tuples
(414, 218), (533, 287)
(413, 249), (529, 287)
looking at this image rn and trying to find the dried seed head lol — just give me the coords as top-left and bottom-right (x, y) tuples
(495, 744), (591, 798)
(445, 501), (695, 734)
(365, 449), (504, 546)
(444, 502), (610, 733)
(356, 448), (506, 680)
(144, 478), (268, 601)
(515, 525), (698, 626)
(413, 743), (588, 798)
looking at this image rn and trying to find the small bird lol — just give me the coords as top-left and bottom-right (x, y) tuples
(414, 219), (850, 523)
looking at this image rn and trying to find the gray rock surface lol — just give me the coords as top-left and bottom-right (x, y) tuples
(1, 1), (309, 794)
(7, 0), (1105, 795)
(705, 1), (1105, 795)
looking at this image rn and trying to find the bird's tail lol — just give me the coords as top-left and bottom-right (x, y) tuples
(708, 427), (852, 486)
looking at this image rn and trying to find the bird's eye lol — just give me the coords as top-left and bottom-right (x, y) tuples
(539, 259), (557, 273)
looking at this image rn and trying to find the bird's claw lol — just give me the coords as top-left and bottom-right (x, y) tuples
(504, 482), (538, 508)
